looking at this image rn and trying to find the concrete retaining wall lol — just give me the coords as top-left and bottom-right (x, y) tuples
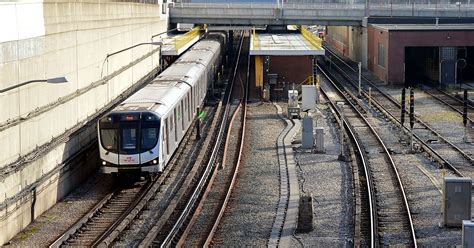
(0, 1), (168, 245)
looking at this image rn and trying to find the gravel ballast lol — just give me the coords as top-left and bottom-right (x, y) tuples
(212, 102), (284, 247)
(5, 171), (115, 247)
(291, 104), (354, 247)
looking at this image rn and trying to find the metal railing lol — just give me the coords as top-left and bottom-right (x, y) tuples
(299, 26), (322, 50)
(173, 27), (200, 51)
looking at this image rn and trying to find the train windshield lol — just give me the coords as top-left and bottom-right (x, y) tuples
(141, 127), (158, 151)
(100, 129), (118, 152)
(99, 113), (160, 154)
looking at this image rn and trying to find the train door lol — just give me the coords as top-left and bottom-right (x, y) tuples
(187, 93), (191, 122)
(118, 121), (140, 165)
(174, 109), (178, 143)
(165, 118), (170, 160)
(180, 102), (185, 133)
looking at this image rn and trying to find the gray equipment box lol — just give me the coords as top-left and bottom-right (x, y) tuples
(442, 177), (472, 227)
(268, 74), (278, 85)
(301, 115), (313, 149)
(463, 220), (474, 248)
(315, 127), (325, 153)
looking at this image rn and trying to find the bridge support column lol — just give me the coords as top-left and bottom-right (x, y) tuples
(228, 30), (234, 55)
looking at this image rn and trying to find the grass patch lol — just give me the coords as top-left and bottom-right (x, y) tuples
(16, 225), (40, 241)
(419, 111), (463, 123)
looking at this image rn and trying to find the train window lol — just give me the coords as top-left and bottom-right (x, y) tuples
(141, 127), (158, 151)
(100, 129), (118, 152)
(121, 128), (137, 151)
(174, 109), (178, 142)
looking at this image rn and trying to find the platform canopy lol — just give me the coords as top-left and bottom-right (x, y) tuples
(250, 31), (325, 56)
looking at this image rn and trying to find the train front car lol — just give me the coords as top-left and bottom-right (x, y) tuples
(98, 110), (162, 174)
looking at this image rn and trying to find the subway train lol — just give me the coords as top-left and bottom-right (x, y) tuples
(98, 33), (225, 174)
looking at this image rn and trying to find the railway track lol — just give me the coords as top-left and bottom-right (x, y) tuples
(50, 178), (154, 247)
(137, 32), (247, 247)
(202, 32), (249, 247)
(323, 46), (474, 176)
(422, 87), (473, 124)
(49, 103), (217, 247)
(319, 64), (417, 247)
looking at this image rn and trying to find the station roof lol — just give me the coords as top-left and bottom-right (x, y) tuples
(250, 33), (325, 56)
(371, 24), (474, 31)
(161, 29), (202, 56)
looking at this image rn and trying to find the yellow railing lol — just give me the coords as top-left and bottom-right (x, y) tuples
(298, 25), (322, 50)
(174, 27), (200, 51)
(297, 75), (315, 87)
(252, 27), (258, 50)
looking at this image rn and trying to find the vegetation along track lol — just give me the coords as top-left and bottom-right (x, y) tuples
(422, 87), (473, 125)
(319, 64), (417, 247)
(138, 32), (247, 247)
(323, 46), (473, 177)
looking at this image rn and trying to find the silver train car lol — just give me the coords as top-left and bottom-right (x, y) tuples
(98, 34), (224, 174)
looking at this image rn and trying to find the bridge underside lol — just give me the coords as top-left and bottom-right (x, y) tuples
(171, 17), (361, 26)
(169, 3), (474, 26)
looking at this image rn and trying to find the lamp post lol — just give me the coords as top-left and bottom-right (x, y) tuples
(0, 77), (68, 94)
(101, 41), (163, 79)
(99, 41), (162, 101)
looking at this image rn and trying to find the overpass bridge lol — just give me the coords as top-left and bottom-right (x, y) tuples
(169, 2), (474, 26)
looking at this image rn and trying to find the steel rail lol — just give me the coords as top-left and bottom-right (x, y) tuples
(319, 60), (465, 177)
(320, 82), (377, 248)
(204, 33), (249, 247)
(436, 88), (474, 110)
(319, 64), (418, 247)
(159, 33), (246, 248)
(423, 89), (473, 124)
(49, 180), (154, 248)
(49, 190), (117, 248)
(326, 45), (474, 169)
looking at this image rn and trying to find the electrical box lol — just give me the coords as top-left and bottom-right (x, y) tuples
(268, 74), (278, 85)
(302, 114), (313, 149)
(442, 177), (472, 227)
(302, 85), (317, 111)
(463, 220), (474, 247)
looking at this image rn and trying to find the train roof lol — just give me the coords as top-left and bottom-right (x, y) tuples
(113, 63), (203, 116)
(109, 38), (220, 118)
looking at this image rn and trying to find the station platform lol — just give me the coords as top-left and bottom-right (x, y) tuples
(161, 27), (202, 56)
(250, 27), (325, 56)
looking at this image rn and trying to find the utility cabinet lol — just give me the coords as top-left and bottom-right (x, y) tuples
(442, 177), (472, 227)
(301, 85), (316, 111)
(301, 115), (313, 149)
(462, 220), (474, 248)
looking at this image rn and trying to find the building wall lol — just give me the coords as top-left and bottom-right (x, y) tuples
(269, 56), (313, 85)
(326, 26), (350, 57)
(0, 1), (168, 245)
(388, 29), (474, 83)
(367, 25), (389, 83)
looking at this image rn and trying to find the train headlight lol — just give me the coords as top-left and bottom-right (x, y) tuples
(152, 159), (158, 165)
(102, 161), (107, 166)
